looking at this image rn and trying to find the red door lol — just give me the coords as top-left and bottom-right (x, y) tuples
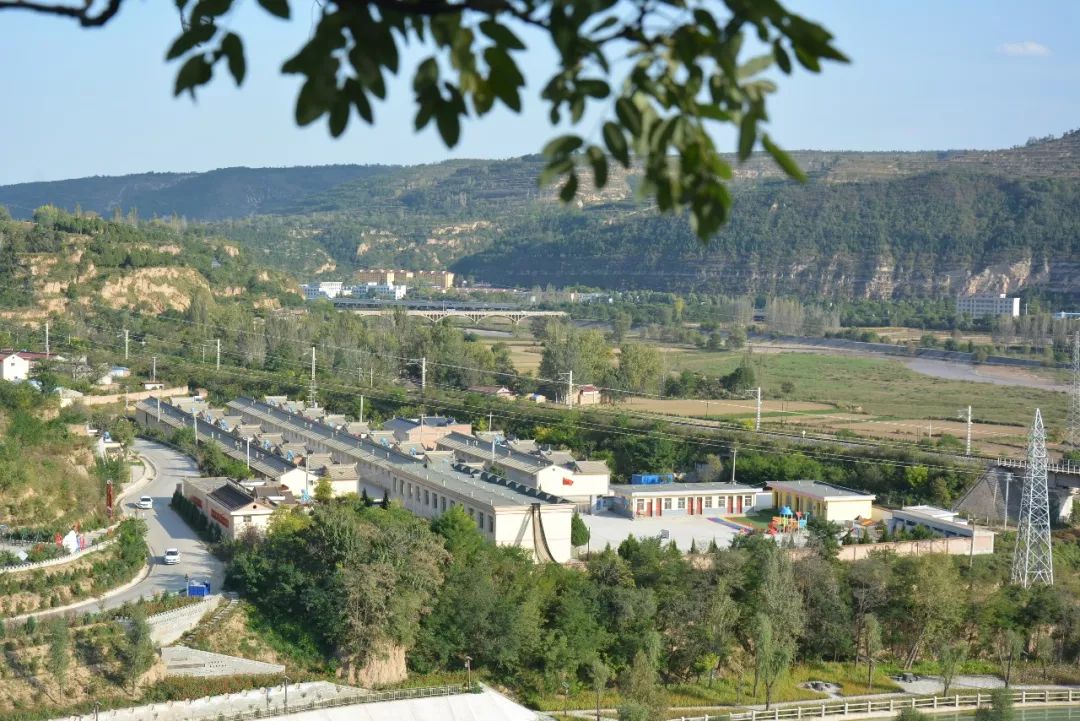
(646, 500), (653, 517)
(657, 499), (662, 517)
(737, 495), (743, 514)
(697, 497), (703, 515)
(686, 497), (693, 516)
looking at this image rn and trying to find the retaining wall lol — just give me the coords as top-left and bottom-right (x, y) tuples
(77, 385), (191, 407)
(0, 537), (116, 575)
(146, 595), (223, 646)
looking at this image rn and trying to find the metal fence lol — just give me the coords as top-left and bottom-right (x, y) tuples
(696, 688), (1080, 721)
(165, 684), (472, 721)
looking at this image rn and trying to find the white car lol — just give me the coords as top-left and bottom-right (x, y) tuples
(136, 496), (153, 510)
(163, 548), (181, 565)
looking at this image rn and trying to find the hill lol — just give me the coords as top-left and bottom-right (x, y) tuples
(0, 206), (299, 323)
(1, 130), (1078, 300)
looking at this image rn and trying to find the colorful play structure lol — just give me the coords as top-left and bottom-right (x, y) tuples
(767, 506), (809, 535)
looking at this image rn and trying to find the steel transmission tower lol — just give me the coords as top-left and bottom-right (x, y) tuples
(1011, 409), (1054, 588)
(1066, 332), (1080, 449)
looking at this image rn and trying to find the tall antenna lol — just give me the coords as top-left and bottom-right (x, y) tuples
(1066, 331), (1080, 449)
(308, 346), (318, 408)
(1011, 409), (1054, 588)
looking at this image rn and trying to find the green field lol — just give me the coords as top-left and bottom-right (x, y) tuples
(668, 351), (1067, 429)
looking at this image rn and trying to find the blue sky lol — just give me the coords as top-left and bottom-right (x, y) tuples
(0, 0), (1076, 185)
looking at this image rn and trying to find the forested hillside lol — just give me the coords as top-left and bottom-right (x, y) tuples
(1, 130), (1078, 300)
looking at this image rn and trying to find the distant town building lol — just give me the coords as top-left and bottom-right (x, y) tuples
(467, 385), (515, 400)
(351, 281), (407, 300)
(301, 281), (346, 300)
(956, 293), (1020, 318)
(576, 384), (601, 406)
(351, 269), (454, 289)
(181, 476), (276, 540)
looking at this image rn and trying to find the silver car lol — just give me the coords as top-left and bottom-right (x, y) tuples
(136, 496), (153, 510)
(163, 548), (181, 565)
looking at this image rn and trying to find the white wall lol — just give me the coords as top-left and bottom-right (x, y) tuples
(1, 355), (29, 382)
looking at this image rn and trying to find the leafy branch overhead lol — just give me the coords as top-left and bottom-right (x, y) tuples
(3, 0), (846, 238)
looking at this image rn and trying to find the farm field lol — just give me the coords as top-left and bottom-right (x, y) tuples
(666, 350), (1068, 430)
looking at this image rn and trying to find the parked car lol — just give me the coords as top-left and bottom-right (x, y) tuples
(137, 496), (153, 510)
(163, 548), (181, 565)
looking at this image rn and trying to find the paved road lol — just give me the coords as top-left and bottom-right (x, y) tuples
(103, 438), (226, 609)
(22, 439), (225, 620)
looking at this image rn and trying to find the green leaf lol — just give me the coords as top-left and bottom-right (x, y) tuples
(478, 20), (525, 50)
(577, 79), (610, 99)
(295, 80), (326, 125)
(761, 133), (806, 182)
(558, 172), (578, 203)
(328, 97), (349, 137)
(738, 53), (774, 79)
(173, 55), (212, 97)
(538, 157), (573, 187)
(166, 23), (215, 61)
(602, 122), (629, 167)
(737, 112), (757, 161)
(586, 146), (608, 188)
(614, 97), (642, 136)
(773, 41), (792, 74)
(435, 106), (461, 147)
(220, 32), (245, 85)
(542, 134), (583, 159)
(256, 0), (289, 19)
(191, 0), (230, 19)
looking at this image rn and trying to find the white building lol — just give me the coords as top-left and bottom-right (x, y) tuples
(956, 293), (1021, 318)
(301, 282), (346, 300)
(351, 282), (407, 300)
(0, 352), (31, 382)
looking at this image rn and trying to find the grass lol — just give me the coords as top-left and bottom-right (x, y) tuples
(738, 510), (776, 530)
(668, 350), (1067, 428)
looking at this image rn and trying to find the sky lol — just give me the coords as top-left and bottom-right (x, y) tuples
(0, 0), (1077, 185)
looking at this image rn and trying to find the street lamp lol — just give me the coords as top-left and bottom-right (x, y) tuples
(561, 680), (571, 718)
(464, 655), (472, 691)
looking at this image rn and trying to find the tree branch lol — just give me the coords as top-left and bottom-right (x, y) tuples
(0, 0), (123, 27)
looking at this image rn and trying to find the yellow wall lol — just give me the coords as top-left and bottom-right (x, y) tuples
(773, 490), (872, 523)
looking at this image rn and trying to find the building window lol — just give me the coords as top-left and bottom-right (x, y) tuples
(488, 516), (494, 533)
(744, 495), (753, 508)
(424, 489), (430, 505)
(441, 497), (447, 512)
(704, 497), (713, 508)
(243, 515), (252, 523)
(663, 498), (672, 510)
(718, 496), (727, 509)
(677, 497), (686, 510)
(636, 499), (645, 514)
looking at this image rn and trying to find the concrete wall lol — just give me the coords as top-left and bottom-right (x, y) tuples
(0, 537), (115, 575)
(796, 534), (996, 563)
(79, 385), (191, 407)
(145, 595), (222, 645)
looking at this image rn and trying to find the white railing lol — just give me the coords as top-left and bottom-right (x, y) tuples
(710, 688), (1080, 721)
(0, 537), (116, 575)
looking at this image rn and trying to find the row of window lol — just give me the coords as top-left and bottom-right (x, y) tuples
(396, 478), (495, 533)
(635, 494), (755, 511)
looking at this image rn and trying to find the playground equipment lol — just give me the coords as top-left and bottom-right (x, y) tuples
(767, 507), (809, 535)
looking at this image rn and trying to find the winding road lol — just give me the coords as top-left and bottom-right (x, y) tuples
(22, 439), (225, 619)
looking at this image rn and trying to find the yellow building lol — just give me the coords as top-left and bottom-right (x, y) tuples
(768, 480), (875, 523)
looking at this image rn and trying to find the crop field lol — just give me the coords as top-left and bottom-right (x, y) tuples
(667, 350), (1068, 430)
(616, 397), (834, 417)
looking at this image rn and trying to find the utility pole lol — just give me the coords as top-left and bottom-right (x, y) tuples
(359, 395), (364, 424)
(215, 338), (221, 370)
(123, 328), (129, 361)
(308, 346), (318, 408)
(755, 386), (762, 432)
(44, 322), (49, 357)
(1003, 472), (1013, 530)
(246, 437), (250, 469)
(420, 356), (427, 392)
(151, 356), (157, 383)
(730, 446), (737, 484)
(563, 370), (574, 407)
(965, 405), (972, 456)
(488, 411), (493, 434)
(193, 412), (198, 446)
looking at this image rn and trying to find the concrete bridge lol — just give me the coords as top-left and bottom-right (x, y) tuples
(343, 308), (566, 324)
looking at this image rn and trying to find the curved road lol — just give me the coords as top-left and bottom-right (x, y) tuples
(25, 439), (225, 619)
(107, 438), (226, 608)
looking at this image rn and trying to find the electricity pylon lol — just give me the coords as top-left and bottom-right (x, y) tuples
(1066, 332), (1080, 449)
(1011, 409), (1054, 588)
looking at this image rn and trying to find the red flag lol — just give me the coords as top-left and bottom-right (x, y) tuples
(562, 477), (574, 486)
